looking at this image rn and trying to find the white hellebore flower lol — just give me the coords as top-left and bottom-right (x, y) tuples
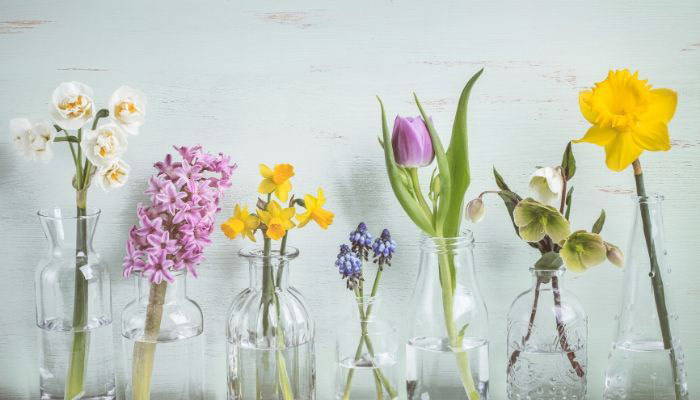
(109, 86), (146, 135)
(80, 123), (128, 167)
(49, 82), (95, 130)
(9, 118), (55, 162)
(529, 166), (564, 204)
(96, 159), (130, 191)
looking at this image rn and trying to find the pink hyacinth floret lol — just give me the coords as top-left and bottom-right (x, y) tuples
(123, 145), (236, 283)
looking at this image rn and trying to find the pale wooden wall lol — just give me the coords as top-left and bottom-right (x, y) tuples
(1, 1), (699, 399)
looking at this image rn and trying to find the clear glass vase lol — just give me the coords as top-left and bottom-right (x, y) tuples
(226, 247), (316, 400)
(406, 233), (489, 400)
(334, 295), (399, 400)
(121, 270), (205, 400)
(36, 207), (116, 399)
(506, 265), (587, 399)
(603, 194), (689, 400)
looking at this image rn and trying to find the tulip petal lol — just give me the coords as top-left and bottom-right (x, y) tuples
(574, 125), (616, 147)
(579, 90), (598, 124)
(633, 121), (671, 151)
(646, 88), (677, 124)
(604, 130), (643, 171)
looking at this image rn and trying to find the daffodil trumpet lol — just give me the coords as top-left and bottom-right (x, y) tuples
(222, 164), (334, 400)
(468, 142), (622, 382)
(377, 70), (483, 399)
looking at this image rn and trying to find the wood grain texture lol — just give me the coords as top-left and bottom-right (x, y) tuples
(1, 0), (699, 398)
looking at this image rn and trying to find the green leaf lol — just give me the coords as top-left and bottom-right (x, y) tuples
(457, 323), (469, 342)
(493, 167), (511, 191)
(535, 251), (564, 270)
(442, 69), (483, 237)
(561, 141), (576, 180)
(496, 190), (522, 237)
(414, 93), (451, 235)
(564, 186), (574, 220)
(55, 136), (79, 143)
(377, 97), (435, 235)
(592, 209), (606, 234)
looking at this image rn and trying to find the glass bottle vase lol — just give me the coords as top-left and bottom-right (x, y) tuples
(36, 207), (116, 400)
(121, 270), (205, 400)
(335, 295), (399, 400)
(506, 265), (587, 399)
(226, 246), (316, 400)
(406, 233), (489, 400)
(603, 194), (689, 400)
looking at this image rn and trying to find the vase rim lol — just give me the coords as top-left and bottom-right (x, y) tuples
(37, 206), (101, 220)
(238, 246), (300, 260)
(419, 229), (474, 250)
(631, 192), (664, 204)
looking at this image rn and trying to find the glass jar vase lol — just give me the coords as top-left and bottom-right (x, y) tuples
(36, 207), (116, 399)
(406, 233), (489, 400)
(506, 265), (587, 399)
(335, 295), (399, 400)
(121, 270), (205, 400)
(226, 247), (315, 400)
(603, 194), (689, 400)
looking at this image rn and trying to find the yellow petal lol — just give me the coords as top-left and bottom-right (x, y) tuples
(259, 164), (273, 178)
(296, 212), (311, 228)
(316, 188), (326, 206)
(281, 206), (296, 220)
(574, 125), (616, 147)
(275, 180), (291, 202)
(578, 90), (597, 124)
(313, 208), (334, 229)
(632, 121), (670, 151)
(645, 88), (677, 124)
(267, 201), (282, 215)
(258, 178), (276, 194)
(604, 130), (643, 172)
(272, 163), (295, 184)
(257, 209), (271, 224)
(266, 224), (285, 240)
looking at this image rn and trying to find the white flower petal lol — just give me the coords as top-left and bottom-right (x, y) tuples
(529, 166), (563, 205)
(108, 85), (146, 135)
(49, 81), (95, 130)
(97, 159), (130, 191)
(80, 123), (128, 167)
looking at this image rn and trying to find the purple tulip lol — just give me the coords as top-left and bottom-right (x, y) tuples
(391, 115), (434, 168)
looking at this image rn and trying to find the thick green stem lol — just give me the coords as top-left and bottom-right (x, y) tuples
(408, 168), (433, 221)
(64, 190), (89, 400)
(632, 159), (683, 400)
(131, 281), (168, 400)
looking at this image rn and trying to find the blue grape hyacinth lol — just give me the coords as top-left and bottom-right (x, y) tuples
(349, 222), (373, 260)
(372, 229), (396, 270)
(336, 244), (363, 290)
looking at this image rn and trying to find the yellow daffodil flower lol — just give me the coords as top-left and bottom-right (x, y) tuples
(576, 69), (677, 171)
(258, 163), (294, 202)
(221, 204), (260, 241)
(296, 188), (334, 229)
(258, 200), (296, 240)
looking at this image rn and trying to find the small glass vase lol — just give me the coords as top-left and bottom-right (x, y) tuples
(121, 270), (205, 400)
(334, 295), (399, 400)
(36, 207), (116, 400)
(506, 265), (587, 399)
(226, 247), (316, 400)
(406, 233), (489, 400)
(603, 194), (689, 400)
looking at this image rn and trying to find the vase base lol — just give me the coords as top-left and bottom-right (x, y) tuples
(40, 390), (116, 400)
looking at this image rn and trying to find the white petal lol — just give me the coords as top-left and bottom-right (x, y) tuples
(108, 85), (146, 135)
(81, 123), (128, 167)
(50, 81), (95, 130)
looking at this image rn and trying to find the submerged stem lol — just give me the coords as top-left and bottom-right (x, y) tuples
(131, 281), (168, 400)
(507, 278), (542, 375)
(552, 276), (584, 378)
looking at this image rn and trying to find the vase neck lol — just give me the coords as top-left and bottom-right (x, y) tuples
(418, 233), (477, 286)
(350, 295), (382, 322)
(531, 267), (565, 287)
(137, 271), (188, 302)
(38, 207), (100, 253)
(240, 246), (299, 290)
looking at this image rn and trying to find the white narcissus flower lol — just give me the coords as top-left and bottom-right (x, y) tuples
(96, 159), (130, 191)
(9, 118), (55, 162)
(80, 123), (128, 167)
(529, 166), (564, 204)
(49, 82), (95, 130)
(108, 86), (146, 135)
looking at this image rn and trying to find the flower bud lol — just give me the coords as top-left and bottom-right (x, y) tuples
(391, 115), (434, 168)
(466, 197), (485, 223)
(605, 242), (624, 267)
(529, 166), (564, 204)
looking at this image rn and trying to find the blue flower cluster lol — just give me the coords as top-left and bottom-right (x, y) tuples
(372, 229), (397, 270)
(335, 244), (362, 290)
(349, 222), (373, 260)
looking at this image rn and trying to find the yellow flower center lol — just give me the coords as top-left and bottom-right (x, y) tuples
(59, 95), (89, 118)
(589, 70), (652, 130)
(267, 218), (286, 239)
(115, 101), (139, 118)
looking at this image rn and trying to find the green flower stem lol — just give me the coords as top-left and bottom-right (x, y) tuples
(408, 168), (433, 221)
(632, 159), (683, 400)
(131, 280), (168, 400)
(64, 189), (89, 400)
(437, 251), (480, 400)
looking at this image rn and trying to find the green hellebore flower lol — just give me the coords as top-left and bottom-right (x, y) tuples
(560, 230), (607, 273)
(513, 198), (571, 243)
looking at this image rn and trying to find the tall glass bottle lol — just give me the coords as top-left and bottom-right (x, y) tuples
(121, 270), (205, 400)
(506, 265), (587, 399)
(36, 207), (116, 399)
(603, 194), (689, 400)
(226, 247), (316, 399)
(406, 233), (489, 400)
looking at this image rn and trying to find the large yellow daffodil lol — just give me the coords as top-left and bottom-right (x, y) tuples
(258, 163), (294, 202)
(296, 188), (334, 229)
(257, 200), (296, 240)
(221, 204), (260, 241)
(576, 69), (677, 171)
